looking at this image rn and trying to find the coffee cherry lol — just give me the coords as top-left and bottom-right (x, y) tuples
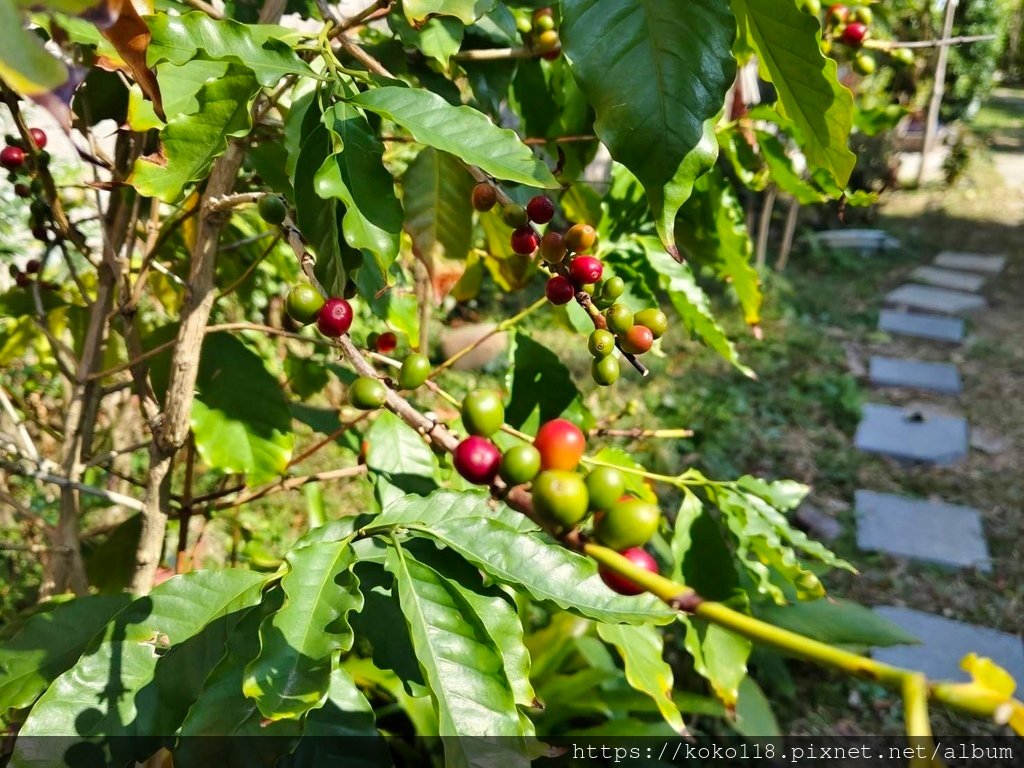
(499, 444), (541, 485)
(532, 6), (554, 22)
(25, 259), (40, 274)
(286, 284), (325, 325)
(534, 13), (556, 32)
(7, 264), (18, 278)
(526, 195), (555, 224)
(14, 272), (30, 288)
(803, 0), (821, 14)
(461, 389), (504, 437)
(28, 128), (47, 150)
(532, 470), (589, 527)
(542, 49), (561, 61)
(398, 353), (431, 389)
(595, 497), (661, 550)
(892, 47), (915, 66)
(1, 146), (25, 170)
(539, 231), (567, 264)
(585, 466), (626, 512)
(600, 276), (625, 302)
(350, 376), (388, 410)
(827, 3), (849, 24)
(516, 14), (533, 34)
(591, 356), (619, 386)
(588, 329), (615, 358)
(30, 199), (50, 219)
(545, 275), (575, 305)
(32, 225), (48, 242)
(258, 195), (287, 225)
(534, 418), (585, 471)
(375, 331), (398, 354)
(564, 223), (596, 253)
(840, 21), (867, 47)
(535, 29), (560, 53)
(453, 436), (501, 485)
(317, 297), (354, 337)
(569, 255), (602, 286)
(472, 182), (497, 212)
(502, 203), (530, 229)
(852, 4), (872, 23)
(599, 547), (658, 595)
(14, 183), (30, 198)
(510, 227), (539, 255)
(605, 303), (633, 335)
(633, 308), (668, 339)
(620, 324), (654, 355)
(853, 52), (876, 75)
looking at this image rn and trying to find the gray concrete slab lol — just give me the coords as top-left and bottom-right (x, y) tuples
(934, 252), (1007, 274)
(878, 310), (965, 343)
(872, 607), (1024, 683)
(854, 490), (990, 571)
(909, 266), (986, 293)
(885, 284), (987, 315)
(854, 403), (969, 464)
(868, 356), (962, 394)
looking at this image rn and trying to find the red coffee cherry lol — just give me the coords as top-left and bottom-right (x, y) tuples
(29, 128), (47, 149)
(1, 146), (25, 170)
(534, 418), (585, 471)
(599, 547), (659, 595)
(375, 331), (397, 354)
(569, 255), (603, 286)
(840, 21), (867, 47)
(510, 227), (540, 255)
(453, 436), (501, 485)
(14, 183), (30, 198)
(545, 275), (575, 305)
(620, 324), (654, 354)
(317, 297), (354, 337)
(526, 195), (555, 224)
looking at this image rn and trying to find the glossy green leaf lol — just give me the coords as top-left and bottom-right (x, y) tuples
(384, 543), (529, 764)
(403, 0), (496, 25)
(561, 0), (735, 252)
(365, 410), (440, 503)
(732, 0), (855, 186)
(505, 332), (586, 431)
(755, 130), (826, 205)
(243, 541), (363, 720)
(733, 676), (780, 736)
(374, 489), (535, 533)
(754, 598), (919, 650)
(403, 147), (475, 269)
(0, 595), (132, 715)
(127, 59), (229, 131)
(680, 615), (751, 708)
(596, 623), (685, 734)
(146, 11), (311, 85)
(11, 571), (269, 749)
(132, 63), (259, 202)
(349, 86), (558, 188)
(316, 103), (403, 275)
(0, 0), (67, 96)
(190, 334), (294, 484)
(669, 489), (703, 583)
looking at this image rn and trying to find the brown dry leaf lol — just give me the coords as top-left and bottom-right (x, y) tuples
(100, 0), (164, 120)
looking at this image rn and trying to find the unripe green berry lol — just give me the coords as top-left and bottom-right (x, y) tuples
(502, 203), (530, 229)
(350, 376), (388, 410)
(500, 444), (542, 485)
(605, 303), (634, 335)
(533, 470), (589, 527)
(588, 329), (616, 358)
(398, 353), (432, 390)
(258, 195), (287, 225)
(633, 308), (668, 339)
(601, 276), (625, 301)
(591, 356), (620, 386)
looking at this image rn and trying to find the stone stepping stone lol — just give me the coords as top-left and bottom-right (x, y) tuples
(855, 490), (989, 571)
(806, 229), (900, 254)
(885, 284), (987, 315)
(878, 310), (964, 343)
(910, 266), (986, 293)
(868, 356), (962, 394)
(872, 607), (1024, 683)
(934, 252), (1007, 274)
(854, 403), (968, 464)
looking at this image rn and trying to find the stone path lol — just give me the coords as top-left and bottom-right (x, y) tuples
(856, 250), (1024, 679)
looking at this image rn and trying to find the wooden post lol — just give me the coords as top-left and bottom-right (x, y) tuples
(776, 197), (801, 271)
(916, 0), (959, 186)
(754, 185), (777, 270)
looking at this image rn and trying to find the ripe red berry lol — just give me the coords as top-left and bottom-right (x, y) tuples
(317, 297), (354, 337)
(620, 324), (654, 355)
(545, 275), (575, 305)
(526, 195), (555, 224)
(453, 436), (501, 485)
(510, 227), (539, 255)
(375, 331), (397, 354)
(841, 21), (867, 47)
(14, 183), (30, 198)
(1, 146), (25, 170)
(599, 547), (659, 595)
(534, 418), (585, 471)
(29, 128), (47, 150)
(569, 255), (603, 286)
(827, 3), (849, 23)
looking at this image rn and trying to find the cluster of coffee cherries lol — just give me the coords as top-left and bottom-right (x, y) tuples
(820, 3), (896, 74)
(516, 6), (560, 59)
(2, 129), (55, 243)
(451, 390), (662, 594)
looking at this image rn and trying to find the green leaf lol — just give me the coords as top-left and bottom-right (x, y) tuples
(243, 541), (363, 720)
(11, 571), (269, 748)
(754, 598), (919, 650)
(374, 489), (535, 533)
(384, 543), (528, 763)
(732, 676), (780, 736)
(680, 615), (751, 707)
(505, 332), (586, 431)
(403, 0), (496, 25)
(0, 595), (132, 715)
(0, 0), (67, 96)
(403, 147), (475, 268)
(755, 130), (827, 205)
(639, 237), (752, 376)
(349, 86), (558, 188)
(731, 0), (855, 187)
(561, 0), (735, 252)
(596, 623), (685, 734)
(127, 59), (229, 131)
(316, 103), (404, 275)
(83, 514), (142, 593)
(190, 333), (294, 484)
(669, 489), (703, 583)
(131, 63), (259, 202)
(146, 11), (311, 85)
(365, 410), (440, 505)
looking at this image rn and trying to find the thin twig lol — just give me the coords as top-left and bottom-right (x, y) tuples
(205, 191), (266, 214)
(876, 34), (996, 50)
(333, 0), (392, 36)
(0, 456), (146, 512)
(589, 427), (694, 439)
(207, 465), (367, 511)
(453, 47), (542, 61)
(0, 387), (39, 462)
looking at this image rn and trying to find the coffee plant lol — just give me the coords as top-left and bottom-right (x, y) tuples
(0, 0), (1020, 764)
